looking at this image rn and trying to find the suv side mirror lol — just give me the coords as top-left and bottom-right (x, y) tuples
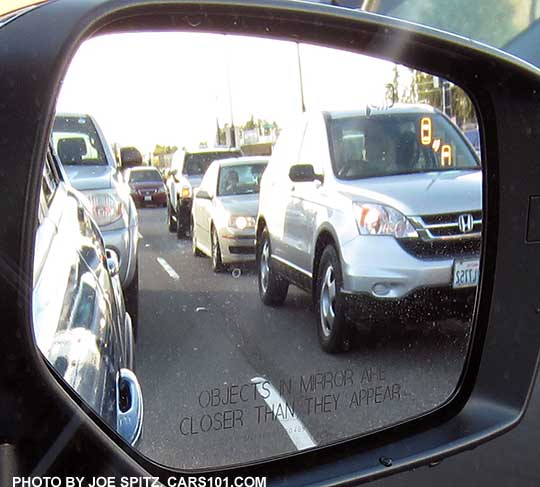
(120, 147), (143, 168)
(289, 164), (324, 183)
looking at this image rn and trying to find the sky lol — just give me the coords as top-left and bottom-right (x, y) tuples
(56, 32), (397, 155)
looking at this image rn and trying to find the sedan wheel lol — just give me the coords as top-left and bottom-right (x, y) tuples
(211, 226), (223, 272)
(191, 218), (203, 257)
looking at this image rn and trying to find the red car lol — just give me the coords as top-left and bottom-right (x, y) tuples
(126, 166), (167, 207)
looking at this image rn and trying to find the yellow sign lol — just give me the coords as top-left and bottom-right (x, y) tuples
(441, 144), (453, 167)
(420, 117), (432, 145)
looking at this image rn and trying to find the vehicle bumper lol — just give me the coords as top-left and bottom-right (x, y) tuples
(218, 231), (256, 264)
(343, 286), (477, 324)
(132, 192), (167, 206)
(101, 224), (139, 288)
(340, 235), (478, 299)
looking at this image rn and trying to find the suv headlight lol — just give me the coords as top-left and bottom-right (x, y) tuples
(85, 191), (124, 226)
(229, 215), (256, 230)
(352, 203), (418, 238)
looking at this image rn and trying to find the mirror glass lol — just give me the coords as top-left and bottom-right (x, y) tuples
(33, 31), (482, 469)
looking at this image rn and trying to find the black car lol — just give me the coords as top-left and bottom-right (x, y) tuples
(32, 148), (143, 445)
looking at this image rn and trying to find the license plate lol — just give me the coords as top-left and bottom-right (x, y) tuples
(453, 259), (480, 288)
(144, 195), (152, 201)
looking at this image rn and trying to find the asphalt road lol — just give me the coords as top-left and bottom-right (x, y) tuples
(135, 207), (472, 470)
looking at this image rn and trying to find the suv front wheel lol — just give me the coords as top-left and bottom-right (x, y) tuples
(316, 245), (351, 353)
(257, 227), (288, 305)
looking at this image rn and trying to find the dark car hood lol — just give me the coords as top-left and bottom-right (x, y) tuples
(63, 165), (113, 191)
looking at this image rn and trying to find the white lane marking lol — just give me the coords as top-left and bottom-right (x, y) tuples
(156, 257), (180, 281)
(251, 376), (316, 451)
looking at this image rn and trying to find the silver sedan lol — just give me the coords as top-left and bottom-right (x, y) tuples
(191, 157), (268, 272)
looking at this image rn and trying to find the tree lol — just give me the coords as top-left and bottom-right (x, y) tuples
(153, 145), (178, 156)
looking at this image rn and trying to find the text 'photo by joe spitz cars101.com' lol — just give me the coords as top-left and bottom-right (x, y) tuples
(37, 31), (482, 469)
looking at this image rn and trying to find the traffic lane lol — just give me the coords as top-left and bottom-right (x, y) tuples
(135, 210), (296, 468)
(135, 208), (472, 468)
(213, 268), (471, 446)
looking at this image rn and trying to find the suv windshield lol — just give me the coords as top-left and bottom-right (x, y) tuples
(129, 170), (162, 183)
(52, 116), (107, 166)
(328, 111), (479, 180)
(217, 163), (267, 196)
(184, 151), (242, 176)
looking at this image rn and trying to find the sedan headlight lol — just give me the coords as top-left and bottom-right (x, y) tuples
(86, 191), (124, 226)
(352, 203), (418, 238)
(229, 215), (256, 230)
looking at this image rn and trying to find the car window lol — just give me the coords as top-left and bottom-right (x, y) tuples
(129, 170), (162, 183)
(217, 162), (268, 196)
(52, 116), (108, 166)
(328, 110), (479, 180)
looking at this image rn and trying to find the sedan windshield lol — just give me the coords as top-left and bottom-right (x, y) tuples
(52, 116), (107, 166)
(129, 170), (162, 183)
(218, 163), (267, 196)
(328, 111), (479, 180)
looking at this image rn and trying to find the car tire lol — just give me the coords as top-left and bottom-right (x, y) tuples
(167, 199), (177, 233)
(316, 245), (351, 353)
(257, 227), (288, 306)
(211, 225), (224, 272)
(124, 260), (139, 342)
(176, 200), (186, 239)
(191, 217), (204, 257)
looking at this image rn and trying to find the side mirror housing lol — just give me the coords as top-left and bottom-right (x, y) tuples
(120, 147), (143, 168)
(195, 189), (212, 200)
(289, 164), (324, 183)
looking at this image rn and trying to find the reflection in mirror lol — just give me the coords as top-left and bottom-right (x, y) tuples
(33, 31), (482, 469)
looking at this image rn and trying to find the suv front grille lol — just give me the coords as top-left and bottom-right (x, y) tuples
(403, 210), (482, 259)
(412, 210), (482, 239)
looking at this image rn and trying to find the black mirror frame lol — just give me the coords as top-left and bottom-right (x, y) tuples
(289, 164), (324, 184)
(2, 0), (540, 484)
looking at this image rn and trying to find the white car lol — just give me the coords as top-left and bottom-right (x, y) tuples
(256, 104), (482, 352)
(191, 157), (268, 272)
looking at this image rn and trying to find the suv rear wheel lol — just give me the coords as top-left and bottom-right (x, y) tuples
(258, 227), (288, 305)
(316, 245), (351, 353)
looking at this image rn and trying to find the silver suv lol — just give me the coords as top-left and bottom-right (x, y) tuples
(166, 147), (242, 238)
(256, 105), (481, 352)
(52, 114), (140, 336)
